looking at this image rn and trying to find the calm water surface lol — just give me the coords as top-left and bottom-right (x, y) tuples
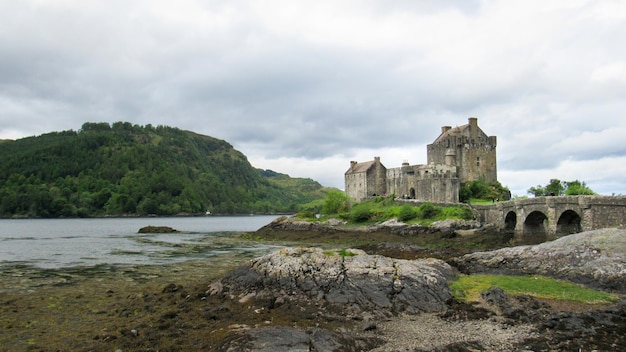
(0, 216), (281, 269)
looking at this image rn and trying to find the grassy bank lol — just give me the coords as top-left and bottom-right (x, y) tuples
(299, 195), (475, 225)
(451, 274), (620, 304)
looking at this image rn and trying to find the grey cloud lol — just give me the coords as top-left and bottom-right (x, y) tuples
(1, 1), (625, 194)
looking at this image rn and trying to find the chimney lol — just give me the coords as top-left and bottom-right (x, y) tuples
(441, 126), (452, 134)
(468, 117), (478, 129)
(374, 156), (380, 162)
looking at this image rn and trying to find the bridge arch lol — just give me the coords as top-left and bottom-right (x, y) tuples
(473, 196), (626, 245)
(523, 210), (548, 244)
(556, 209), (582, 236)
(504, 211), (516, 233)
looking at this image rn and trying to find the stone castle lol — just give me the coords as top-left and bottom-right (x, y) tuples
(345, 117), (497, 203)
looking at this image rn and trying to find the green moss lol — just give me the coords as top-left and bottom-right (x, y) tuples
(338, 248), (357, 257)
(324, 249), (358, 257)
(451, 274), (620, 304)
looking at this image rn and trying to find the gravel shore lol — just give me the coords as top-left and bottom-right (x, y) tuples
(368, 313), (537, 351)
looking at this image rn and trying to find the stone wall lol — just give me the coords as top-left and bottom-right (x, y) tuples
(580, 196), (626, 230)
(368, 157), (387, 197)
(386, 164), (459, 203)
(345, 172), (368, 202)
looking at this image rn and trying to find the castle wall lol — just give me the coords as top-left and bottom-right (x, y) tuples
(345, 172), (368, 202)
(457, 134), (497, 183)
(368, 158), (387, 197)
(386, 164), (459, 203)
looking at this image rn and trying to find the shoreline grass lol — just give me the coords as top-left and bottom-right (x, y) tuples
(451, 274), (620, 304)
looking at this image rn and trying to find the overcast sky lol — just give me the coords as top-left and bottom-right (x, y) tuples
(1, 0), (625, 196)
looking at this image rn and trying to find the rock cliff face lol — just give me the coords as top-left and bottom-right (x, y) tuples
(210, 247), (455, 318)
(453, 228), (626, 293)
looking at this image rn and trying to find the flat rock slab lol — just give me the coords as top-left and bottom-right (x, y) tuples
(210, 247), (455, 317)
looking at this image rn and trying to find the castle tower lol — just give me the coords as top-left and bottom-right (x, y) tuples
(427, 117), (497, 183)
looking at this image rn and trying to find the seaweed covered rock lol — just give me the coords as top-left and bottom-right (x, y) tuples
(138, 225), (180, 233)
(214, 326), (380, 352)
(209, 247), (455, 318)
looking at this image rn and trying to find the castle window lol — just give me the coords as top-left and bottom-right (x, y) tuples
(476, 156), (480, 167)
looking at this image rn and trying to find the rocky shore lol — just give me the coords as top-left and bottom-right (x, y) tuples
(1, 217), (624, 351)
(452, 228), (626, 293)
(220, 217), (625, 351)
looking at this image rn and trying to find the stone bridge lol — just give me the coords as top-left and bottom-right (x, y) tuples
(472, 196), (626, 244)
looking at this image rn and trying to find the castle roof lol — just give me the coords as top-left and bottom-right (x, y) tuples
(345, 159), (382, 175)
(432, 123), (470, 144)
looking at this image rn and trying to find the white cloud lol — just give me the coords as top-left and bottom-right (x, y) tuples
(591, 61), (626, 89)
(501, 155), (626, 197)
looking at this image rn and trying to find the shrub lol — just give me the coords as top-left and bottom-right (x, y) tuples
(321, 190), (350, 215)
(441, 206), (475, 220)
(417, 202), (440, 219)
(295, 211), (317, 219)
(349, 203), (373, 222)
(382, 194), (397, 206)
(398, 204), (418, 222)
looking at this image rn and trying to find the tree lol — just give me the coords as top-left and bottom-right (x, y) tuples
(527, 179), (595, 197)
(545, 179), (565, 196)
(527, 184), (546, 197)
(565, 180), (595, 195)
(460, 179), (510, 202)
(321, 190), (350, 215)
(0, 122), (329, 217)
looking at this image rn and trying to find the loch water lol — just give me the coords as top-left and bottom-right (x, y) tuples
(0, 216), (281, 269)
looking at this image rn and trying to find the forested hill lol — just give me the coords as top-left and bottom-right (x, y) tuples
(0, 122), (329, 217)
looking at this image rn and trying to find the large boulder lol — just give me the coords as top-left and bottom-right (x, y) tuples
(209, 247), (455, 317)
(452, 228), (626, 293)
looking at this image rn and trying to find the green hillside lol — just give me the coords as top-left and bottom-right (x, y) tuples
(0, 122), (330, 217)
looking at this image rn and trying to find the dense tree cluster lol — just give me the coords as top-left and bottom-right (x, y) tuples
(459, 179), (511, 203)
(527, 179), (595, 197)
(0, 122), (328, 217)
